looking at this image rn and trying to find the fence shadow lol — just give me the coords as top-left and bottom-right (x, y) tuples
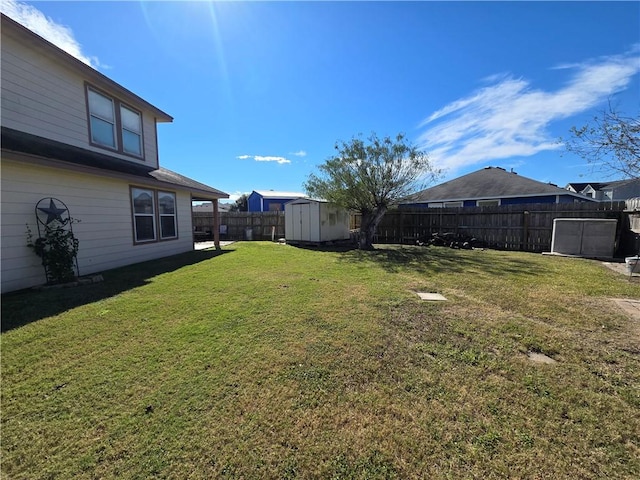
(337, 244), (549, 277)
(1, 248), (232, 332)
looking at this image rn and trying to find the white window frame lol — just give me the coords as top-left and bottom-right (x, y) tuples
(477, 199), (500, 207)
(120, 105), (143, 156)
(158, 191), (177, 240)
(131, 187), (178, 244)
(87, 84), (144, 159)
(88, 89), (116, 149)
(131, 187), (156, 243)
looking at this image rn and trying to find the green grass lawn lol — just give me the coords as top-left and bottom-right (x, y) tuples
(2, 242), (639, 479)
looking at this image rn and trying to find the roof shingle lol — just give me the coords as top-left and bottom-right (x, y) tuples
(408, 167), (585, 203)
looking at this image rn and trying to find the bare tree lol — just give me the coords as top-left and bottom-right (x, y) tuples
(305, 133), (439, 250)
(564, 105), (639, 179)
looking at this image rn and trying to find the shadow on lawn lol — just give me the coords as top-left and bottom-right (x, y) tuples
(1, 248), (232, 333)
(337, 244), (550, 277)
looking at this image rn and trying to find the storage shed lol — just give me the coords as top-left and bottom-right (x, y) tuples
(550, 218), (617, 259)
(285, 199), (351, 245)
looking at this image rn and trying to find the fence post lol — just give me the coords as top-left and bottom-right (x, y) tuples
(213, 200), (220, 249)
(522, 210), (529, 251)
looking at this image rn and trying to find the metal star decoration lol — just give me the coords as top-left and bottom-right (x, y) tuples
(37, 198), (68, 225)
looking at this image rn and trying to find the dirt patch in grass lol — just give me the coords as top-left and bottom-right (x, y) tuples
(527, 351), (557, 364)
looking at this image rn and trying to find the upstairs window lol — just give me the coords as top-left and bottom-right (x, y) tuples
(87, 85), (144, 158)
(121, 105), (142, 156)
(88, 89), (116, 148)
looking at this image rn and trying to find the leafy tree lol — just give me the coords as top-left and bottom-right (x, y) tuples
(564, 105), (639, 179)
(305, 133), (439, 250)
(229, 194), (249, 212)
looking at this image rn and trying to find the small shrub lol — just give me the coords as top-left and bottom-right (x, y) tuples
(27, 219), (80, 284)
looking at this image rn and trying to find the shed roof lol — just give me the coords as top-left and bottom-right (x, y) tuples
(407, 167), (592, 203)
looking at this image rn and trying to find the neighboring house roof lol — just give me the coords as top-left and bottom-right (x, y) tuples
(567, 179), (636, 192)
(252, 190), (306, 199)
(566, 182), (597, 192)
(1, 14), (172, 123)
(407, 167), (591, 203)
(1, 127), (228, 201)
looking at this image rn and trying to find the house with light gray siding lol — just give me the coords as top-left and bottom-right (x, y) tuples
(566, 179), (640, 202)
(1, 14), (228, 292)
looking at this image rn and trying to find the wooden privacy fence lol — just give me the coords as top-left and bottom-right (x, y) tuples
(193, 211), (285, 241)
(352, 202), (627, 253)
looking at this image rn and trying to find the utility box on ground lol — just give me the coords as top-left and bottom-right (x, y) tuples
(285, 199), (351, 245)
(550, 218), (617, 259)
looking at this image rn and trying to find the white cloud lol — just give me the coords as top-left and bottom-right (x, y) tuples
(237, 154), (291, 164)
(1, 0), (101, 69)
(291, 150), (307, 157)
(255, 155), (291, 164)
(417, 48), (640, 173)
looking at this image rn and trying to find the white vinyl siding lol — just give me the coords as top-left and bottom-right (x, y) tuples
(1, 157), (194, 293)
(0, 33), (159, 168)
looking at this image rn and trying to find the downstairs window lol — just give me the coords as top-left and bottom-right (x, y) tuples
(131, 187), (178, 243)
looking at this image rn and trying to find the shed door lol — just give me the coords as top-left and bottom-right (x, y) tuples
(297, 203), (311, 241)
(292, 204), (302, 240)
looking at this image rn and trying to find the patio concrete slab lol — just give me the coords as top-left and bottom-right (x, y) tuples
(194, 241), (235, 250)
(611, 298), (640, 321)
(602, 261), (640, 277)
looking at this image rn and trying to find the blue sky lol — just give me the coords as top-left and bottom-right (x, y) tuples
(2, 1), (639, 203)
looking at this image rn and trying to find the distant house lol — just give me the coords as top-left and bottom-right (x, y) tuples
(565, 179), (640, 202)
(401, 167), (595, 208)
(1, 14), (228, 292)
(248, 190), (306, 212)
(192, 202), (231, 213)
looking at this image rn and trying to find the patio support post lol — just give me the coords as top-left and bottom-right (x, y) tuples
(213, 199), (221, 250)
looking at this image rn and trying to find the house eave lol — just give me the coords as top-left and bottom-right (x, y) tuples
(1, 14), (173, 122)
(1, 128), (228, 199)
